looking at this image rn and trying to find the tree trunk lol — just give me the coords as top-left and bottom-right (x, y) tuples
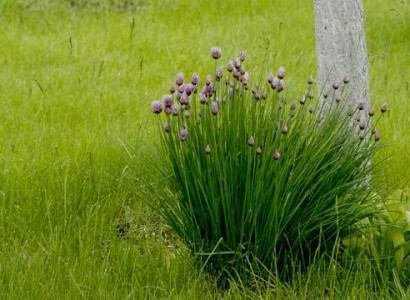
(314, 0), (369, 112)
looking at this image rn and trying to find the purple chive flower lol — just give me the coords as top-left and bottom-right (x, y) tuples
(211, 47), (222, 59)
(205, 144), (211, 155)
(247, 136), (255, 146)
(171, 104), (180, 116)
(199, 93), (208, 104)
(233, 70), (241, 80)
(332, 80), (340, 90)
(256, 147), (263, 156)
(227, 61), (234, 72)
(163, 95), (173, 108)
(205, 84), (214, 96)
(163, 122), (170, 133)
(179, 128), (188, 141)
(164, 106), (172, 115)
(211, 101), (219, 115)
(191, 73), (199, 85)
(271, 77), (280, 90)
(178, 84), (185, 93)
(215, 68), (223, 81)
(277, 80), (286, 92)
(185, 84), (194, 96)
(358, 98), (366, 110)
(151, 100), (162, 114)
(170, 85), (176, 94)
(272, 150), (281, 160)
(277, 66), (286, 79)
(343, 75), (350, 84)
(176, 72), (184, 86)
(267, 73), (274, 84)
(180, 92), (189, 105)
(381, 102), (388, 113)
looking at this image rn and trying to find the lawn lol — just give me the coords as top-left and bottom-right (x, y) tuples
(0, 0), (409, 298)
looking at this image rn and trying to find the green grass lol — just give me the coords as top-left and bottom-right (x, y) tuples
(0, 0), (409, 298)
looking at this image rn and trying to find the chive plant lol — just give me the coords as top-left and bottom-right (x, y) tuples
(150, 47), (386, 282)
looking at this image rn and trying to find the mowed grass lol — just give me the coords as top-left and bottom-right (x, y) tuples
(0, 0), (409, 298)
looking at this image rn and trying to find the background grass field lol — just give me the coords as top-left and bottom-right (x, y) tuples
(0, 0), (409, 298)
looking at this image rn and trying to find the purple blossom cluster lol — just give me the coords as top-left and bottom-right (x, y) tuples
(150, 47), (387, 147)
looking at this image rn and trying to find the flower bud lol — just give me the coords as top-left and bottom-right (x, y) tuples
(180, 92), (189, 105)
(185, 83), (194, 96)
(205, 144), (211, 155)
(271, 77), (280, 90)
(170, 85), (176, 94)
(206, 75), (212, 86)
(309, 106), (314, 114)
(191, 73), (199, 85)
(151, 100), (162, 114)
(234, 58), (241, 68)
(233, 70), (241, 80)
(307, 75), (314, 85)
(176, 72), (184, 86)
(184, 110), (191, 118)
(163, 121), (170, 133)
(368, 107), (375, 117)
(335, 96), (341, 103)
(267, 73), (274, 84)
(242, 72), (249, 83)
(359, 132), (366, 140)
(211, 47), (222, 59)
(281, 124), (288, 134)
(227, 61), (234, 72)
(300, 96), (306, 105)
(256, 147), (262, 156)
(359, 121), (366, 130)
(179, 128), (188, 141)
(272, 150), (281, 160)
(238, 50), (246, 62)
(215, 68), (223, 81)
(247, 136), (255, 146)
(323, 91), (329, 99)
(163, 95), (173, 108)
(380, 103), (388, 113)
(171, 104), (180, 116)
(211, 101), (219, 115)
(332, 80), (340, 90)
(358, 98), (366, 110)
(164, 106), (172, 115)
(306, 90), (313, 99)
(277, 66), (286, 79)
(178, 84), (186, 94)
(374, 130), (380, 142)
(277, 80), (285, 92)
(343, 75), (350, 84)
(199, 93), (208, 104)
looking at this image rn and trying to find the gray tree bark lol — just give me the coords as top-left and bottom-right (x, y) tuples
(314, 0), (370, 112)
